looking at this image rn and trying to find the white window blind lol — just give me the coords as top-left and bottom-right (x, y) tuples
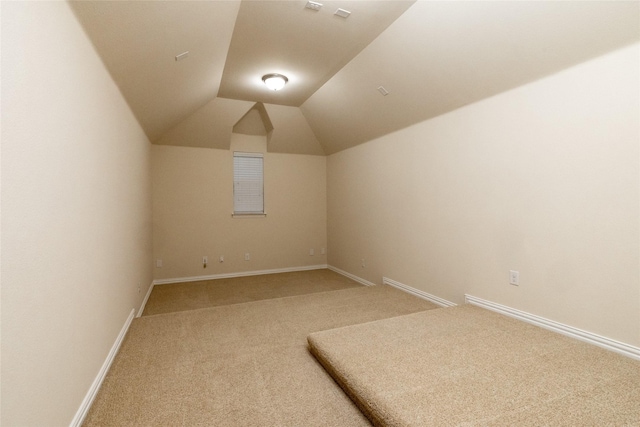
(233, 152), (264, 215)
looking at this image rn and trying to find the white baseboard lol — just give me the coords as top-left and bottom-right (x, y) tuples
(465, 294), (640, 361)
(327, 265), (376, 287)
(70, 308), (135, 427)
(383, 277), (457, 307)
(153, 264), (329, 285)
(137, 281), (154, 317)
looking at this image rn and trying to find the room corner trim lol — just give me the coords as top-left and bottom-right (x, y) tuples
(383, 277), (457, 307)
(137, 281), (155, 318)
(327, 265), (377, 287)
(70, 308), (135, 427)
(465, 294), (640, 361)
(152, 264), (329, 285)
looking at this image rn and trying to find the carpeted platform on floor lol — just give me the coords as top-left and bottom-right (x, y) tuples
(308, 304), (640, 426)
(83, 279), (439, 426)
(143, 269), (363, 316)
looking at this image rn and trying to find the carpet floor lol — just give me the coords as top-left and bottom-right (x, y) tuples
(83, 271), (439, 426)
(143, 269), (363, 316)
(308, 304), (640, 426)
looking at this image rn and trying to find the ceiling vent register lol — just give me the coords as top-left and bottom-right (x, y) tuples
(334, 8), (351, 18)
(305, 1), (323, 11)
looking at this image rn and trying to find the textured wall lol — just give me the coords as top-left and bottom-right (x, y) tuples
(327, 44), (640, 346)
(152, 134), (327, 280)
(1, 2), (153, 425)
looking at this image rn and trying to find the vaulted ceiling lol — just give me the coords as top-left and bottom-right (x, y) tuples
(71, 0), (639, 155)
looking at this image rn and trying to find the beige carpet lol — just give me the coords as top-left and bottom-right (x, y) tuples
(83, 275), (439, 426)
(143, 269), (363, 316)
(308, 304), (640, 426)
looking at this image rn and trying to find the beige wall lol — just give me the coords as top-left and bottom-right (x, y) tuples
(152, 134), (327, 280)
(1, 2), (153, 425)
(328, 44), (640, 346)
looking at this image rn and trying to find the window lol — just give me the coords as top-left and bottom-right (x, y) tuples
(233, 152), (264, 215)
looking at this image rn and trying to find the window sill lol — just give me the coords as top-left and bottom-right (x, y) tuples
(232, 213), (267, 218)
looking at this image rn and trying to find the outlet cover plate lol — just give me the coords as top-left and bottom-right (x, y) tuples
(509, 270), (519, 286)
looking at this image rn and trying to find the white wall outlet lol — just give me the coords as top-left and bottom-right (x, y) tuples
(156, 259), (162, 268)
(203, 256), (208, 268)
(219, 255), (224, 263)
(245, 253), (250, 261)
(310, 248), (315, 256)
(509, 270), (519, 286)
(137, 282), (141, 294)
(361, 258), (365, 268)
(320, 247), (325, 255)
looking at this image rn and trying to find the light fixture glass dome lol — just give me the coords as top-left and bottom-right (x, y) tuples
(262, 73), (288, 91)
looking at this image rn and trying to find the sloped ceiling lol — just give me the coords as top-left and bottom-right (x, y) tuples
(218, 0), (414, 106)
(302, 0), (640, 154)
(70, 0), (242, 143)
(71, 0), (639, 155)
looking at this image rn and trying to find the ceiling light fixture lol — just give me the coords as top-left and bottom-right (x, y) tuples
(262, 73), (288, 91)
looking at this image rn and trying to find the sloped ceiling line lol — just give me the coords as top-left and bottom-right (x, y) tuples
(70, 0), (243, 142)
(155, 96), (326, 156)
(71, 0), (639, 155)
(233, 103), (274, 137)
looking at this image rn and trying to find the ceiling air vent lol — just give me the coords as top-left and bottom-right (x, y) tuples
(175, 51), (189, 61)
(377, 86), (389, 96)
(305, 1), (323, 11)
(334, 8), (351, 18)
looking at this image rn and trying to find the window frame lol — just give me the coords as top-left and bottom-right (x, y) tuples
(232, 151), (265, 217)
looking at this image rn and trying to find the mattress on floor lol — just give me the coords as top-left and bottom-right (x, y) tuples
(307, 304), (640, 427)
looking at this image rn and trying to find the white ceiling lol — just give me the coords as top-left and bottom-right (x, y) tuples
(302, 0), (640, 153)
(218, 0), (414, 106)
(71, 0), (639, 155)
(70, 0), (241, 142)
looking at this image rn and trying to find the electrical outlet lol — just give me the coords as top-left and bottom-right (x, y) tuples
(310, 248), (315, 256)
(509, 270), (519, 286)
(156, 259), (162, 268)
(320, 248), (325, 255)
(361, 258), (365, 268)
(203, 256), (208, 268)
(219, 255), (224, 263)
(245, 253), (250, 261)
